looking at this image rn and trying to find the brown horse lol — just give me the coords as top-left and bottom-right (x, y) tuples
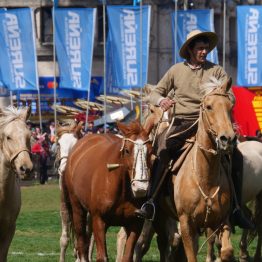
(63, 120), (152, 261)
(0, 106), (33, 261)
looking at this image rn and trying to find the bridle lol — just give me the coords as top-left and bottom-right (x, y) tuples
(198, 92), (233, 155)
(2, 144), (30, 166)
(120, 137), (151, 183)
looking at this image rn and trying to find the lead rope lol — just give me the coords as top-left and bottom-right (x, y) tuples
(152, 111), (164, 148)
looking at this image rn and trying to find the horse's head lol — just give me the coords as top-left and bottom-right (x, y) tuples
(117, 120), (153, 198)
(56, 120), (83, 175)
(199, 77), (236, 152)
(0, 106), (33, 176)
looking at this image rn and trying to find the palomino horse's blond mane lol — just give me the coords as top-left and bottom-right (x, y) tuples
(0, 106), (28, 130)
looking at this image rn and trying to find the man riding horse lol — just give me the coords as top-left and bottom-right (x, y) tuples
(135, 29), (253, 229)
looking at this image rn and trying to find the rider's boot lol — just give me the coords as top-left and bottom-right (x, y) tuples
(134, 157), (169, 220)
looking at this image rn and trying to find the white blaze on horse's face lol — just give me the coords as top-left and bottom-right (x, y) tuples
(58, 133), (78, 175)
(131, 138), (150, 198)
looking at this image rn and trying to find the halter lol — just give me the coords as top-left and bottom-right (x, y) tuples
(3, 145), (30, 165)
(120, 137), (151, 182)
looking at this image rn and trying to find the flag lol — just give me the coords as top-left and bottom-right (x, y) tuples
(55, 8), (96, 91)
(0, 8), (38, 90)
(237, 6), (262, 86)
(106, 5), (151, 92)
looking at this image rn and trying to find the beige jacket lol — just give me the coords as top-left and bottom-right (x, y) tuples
(149, 61), (234, 121)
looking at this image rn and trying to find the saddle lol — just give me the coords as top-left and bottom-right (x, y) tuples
(170, 137), (195, 175)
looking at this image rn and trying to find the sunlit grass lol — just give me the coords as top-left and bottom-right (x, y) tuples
(7, 180), (259, 261)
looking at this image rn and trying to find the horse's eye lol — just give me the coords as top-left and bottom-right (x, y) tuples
(7, 136), (11, 140)
(124, 148), (130, 155)
(206, 105), (212, 111)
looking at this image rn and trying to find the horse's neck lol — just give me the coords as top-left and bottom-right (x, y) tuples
(0, 155), (17, 200)
(194, 125), (221, 186)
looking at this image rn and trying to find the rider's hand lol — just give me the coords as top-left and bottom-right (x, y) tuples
(159, 98), (175, 112)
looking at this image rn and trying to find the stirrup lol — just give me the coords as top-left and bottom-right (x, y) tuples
(141, 199), (156, 221)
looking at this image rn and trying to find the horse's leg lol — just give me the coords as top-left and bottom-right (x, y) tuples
(92, 215), (107, 262)
(134, 220), (154, 262)
(254, 192), (262, 262)
(239, 229), (249, 262)
(206, 228), (217, 262)
(86, 213), (94, 262)
(219, 222), (234, 262)
(179, 214), (198, 262)
(71, 200), (89, 261)
(123, 224), (142, 262)
(116, 227), (127, 262)
(0, 225), (16, 262)
(59, 195), (70, 262)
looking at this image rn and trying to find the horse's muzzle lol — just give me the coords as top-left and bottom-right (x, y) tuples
(218, 133), (237, 152)
(131, 180), (149, 198)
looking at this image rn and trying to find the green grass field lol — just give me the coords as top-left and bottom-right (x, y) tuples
(7, 180), (259, 261)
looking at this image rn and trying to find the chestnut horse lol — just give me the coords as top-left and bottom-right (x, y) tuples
(0, 106), (33, 260)
(63, 120), (152, 261)
(56, 120), (83, 262)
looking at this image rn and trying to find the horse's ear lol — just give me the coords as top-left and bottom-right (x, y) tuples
(116, 121), (128, 136)
(222, 77), (232, 93)
(74, 121), (83, 139)
(22, 106), (31, 121)
(143, 84), (154, 95)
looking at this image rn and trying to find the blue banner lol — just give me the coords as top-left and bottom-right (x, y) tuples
(171, 9), (218, 64)
(237, 6), (262, 87)
(55, 8), (96, 91)
(106, 5), (151, 92)
(0, 8), (39, 91)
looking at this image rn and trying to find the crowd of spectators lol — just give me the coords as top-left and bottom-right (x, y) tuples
(26, 119), (119, 184)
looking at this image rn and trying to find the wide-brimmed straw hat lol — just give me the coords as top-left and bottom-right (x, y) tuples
(179, 29), (218, 59)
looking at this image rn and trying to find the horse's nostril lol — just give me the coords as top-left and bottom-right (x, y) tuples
(20, 165), (31, 174)
(220, 135), (228, 144)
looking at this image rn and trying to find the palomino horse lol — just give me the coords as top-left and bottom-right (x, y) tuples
(56, 120), (83, 262)
(206, 140), (262, 262)
(0, 106), (33, 261)
(172, 78), (236, 262)
(63, 120), (153, 261)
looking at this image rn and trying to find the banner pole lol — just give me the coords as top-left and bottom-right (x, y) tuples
(174, 0), (178, 64)
(139, 0), (143, 123)
(222, 0), (226, 68)
(84, 90), (91, 131)
(9, 91), (13, 106)
(103, 1), (107, 133)
(32, 7), (43, 131)
(37, 89), (43, 130)
(52, 2), (57, 132)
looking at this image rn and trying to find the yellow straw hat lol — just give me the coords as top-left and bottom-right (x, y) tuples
(179, 29), (218, 59)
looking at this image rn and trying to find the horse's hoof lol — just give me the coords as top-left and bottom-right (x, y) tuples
(220, 247), (234, 262)
(253, 255), (262, 262)
(239, 254), (250, 262)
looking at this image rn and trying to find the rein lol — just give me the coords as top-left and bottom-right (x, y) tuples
(120, 137), (151, 182)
